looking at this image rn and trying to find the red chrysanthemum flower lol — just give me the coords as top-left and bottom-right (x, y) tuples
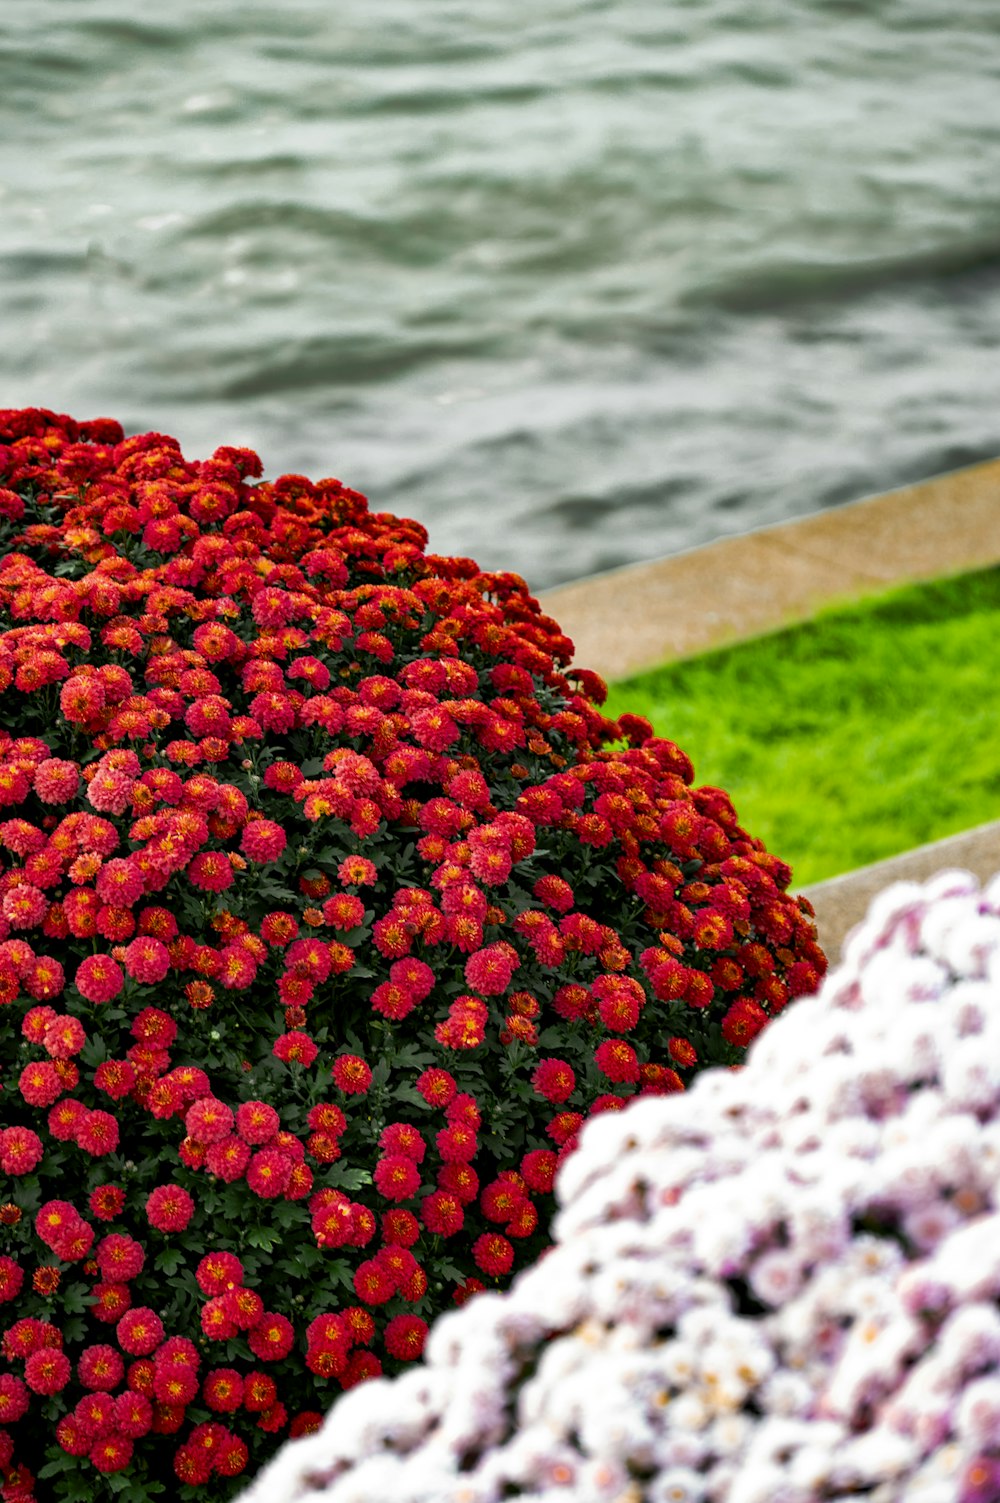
(153, 1363), (200, 1408)
(34, 757), (80, 804)
(202, 1366), (244, 1413)
(0, 1125), (44, 1175)
(273, 1030), (318, 1067)
(24, 1345), (71, 1395)
(421, 1190), (464, 1237)
(520, 1148), (557, 1193)
(594, 1038), (641, 1084)
(336, 853), (377, 886)
(205, 1133), (251, 1182)
(95, 857), (145, 908)
(0, 1373), (29, 1425)
(145, 1183), (195, 1233)
(472, 1232), (515, 1277)
(186, 849), (235, 892)
(90, 1283), (131, 1325)
(30, 1263), (60, 1296)
(220, 1286), (265, 1332)
(464, 940), (519, 996)
(436, 1123), (478, 1163)
(185, 1096), (235, 1145)
(373, 1154), (421, 1203)
(42, 1012), (86, 1059)
(78, 1342), (125, 1392)
(114, 1389), (154, 1439)
(329, 1054), (371, 1096)
(55, 1410), (90, 1455)
(235, 1099), (280, 1145)
(352, 1257), (396, 1306)
(480, 1178), (528, 1225)
(379, 1122), (426, 1163)
(0, 1257), (23, 1304)
(19, 1059), (63, 1107)
(95, 1233), (144, 1282)
(88, 1184), (127, 1222)
(2, 882), (48, 929)
(438, 1160), (480, 1205)
(247, 1311), (294, 1361)
(216, 1434), (250, 1477)
(721, 996), (770, 1047)
(415, 1066), (457, 1107)
(93, 1058), (135, 1100)
(245, 1148), (292, 1199)
(240, 818), (287, 862)
(531, 1057), (577, 1105)
(122, 935), (170, 984)
(90, 1432), (134, 1474)
(75, 1108), (120, 1157)
(195, 1250), (244, 1297)
(383, 1314), (429, 1362)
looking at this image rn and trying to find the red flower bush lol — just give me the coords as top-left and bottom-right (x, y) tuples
(0, 408), (824, 1499)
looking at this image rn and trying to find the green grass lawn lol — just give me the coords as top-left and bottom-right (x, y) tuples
(602, 566), (1000, 886)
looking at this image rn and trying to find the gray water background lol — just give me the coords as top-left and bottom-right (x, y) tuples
(3, 1), (1000, 589)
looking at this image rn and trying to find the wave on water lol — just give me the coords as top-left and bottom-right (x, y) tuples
(2, 0), (1000, 587)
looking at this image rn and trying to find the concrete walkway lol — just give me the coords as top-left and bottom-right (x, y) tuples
(540, 456), (1000, 683)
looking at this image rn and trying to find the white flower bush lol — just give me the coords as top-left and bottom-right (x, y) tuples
(240, 868), (1000, 1503)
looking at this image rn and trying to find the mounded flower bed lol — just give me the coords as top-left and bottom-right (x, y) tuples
(241, 867), (1000, 1503)
(0, 408), (823, 1499)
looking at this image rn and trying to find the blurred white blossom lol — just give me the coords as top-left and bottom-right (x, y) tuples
(239, 870), (1000, 1503)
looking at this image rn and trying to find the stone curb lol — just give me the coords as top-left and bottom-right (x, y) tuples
(538, 457), (1000, 683)
(801, 820), (1000, 962)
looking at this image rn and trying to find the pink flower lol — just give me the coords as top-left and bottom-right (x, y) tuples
(235, 1100), (280, 1145)
(123, 936), (170, 985)
(33, 758), (80, 804)
(95, 1233), (144, 1282)
(185, 1097), (235, 1145)
(245, 1149), (292, 1199)
(464, 941), (519, 996)
(145, 1184), (195, 1233)
(240, 819), (287, 862)
(2, 883), (48, 929)
(0, 1126), (43, 1175)
(24, 1346), (71, 1395)
(86, 768), (133, 815)
(42, 1013), (86, 1059)
(77, 1343), (124, 1392)
(74, 953), (124, 1004)
(75, 1109), (120, 1156)
(95, 858), (145, 907)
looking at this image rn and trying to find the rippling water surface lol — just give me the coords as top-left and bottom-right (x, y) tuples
(3, 1), (1000, 586)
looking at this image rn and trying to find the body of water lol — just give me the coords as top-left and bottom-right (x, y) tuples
(3, 0), (1000, 587)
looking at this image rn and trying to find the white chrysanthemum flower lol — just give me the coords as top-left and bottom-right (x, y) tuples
(239, 871), (1000, 1503)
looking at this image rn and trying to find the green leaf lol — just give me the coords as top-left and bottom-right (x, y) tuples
(39, 1457), (76, 1479)
(245, 1227), (277, 1252)
(61, 1282), (90, 1315)
(155, 1248), (185, 1277)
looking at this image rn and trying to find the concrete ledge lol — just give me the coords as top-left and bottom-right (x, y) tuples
(801, 820), (1000, 962)
(540, 457), (1000, 682)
